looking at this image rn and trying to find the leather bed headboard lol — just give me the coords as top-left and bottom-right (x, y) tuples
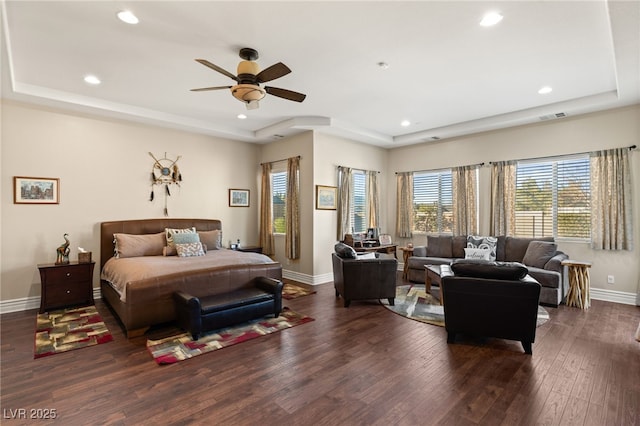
(100, 218), (222, 270)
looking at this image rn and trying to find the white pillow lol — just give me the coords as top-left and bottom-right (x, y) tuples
(464, 248), (491, 260)
(356, 252), (376, 260)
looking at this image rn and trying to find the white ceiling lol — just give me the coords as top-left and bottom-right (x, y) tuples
(2, 1), (639, 147)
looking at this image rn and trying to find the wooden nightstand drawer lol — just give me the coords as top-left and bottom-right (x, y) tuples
(38, 261), (95, 313)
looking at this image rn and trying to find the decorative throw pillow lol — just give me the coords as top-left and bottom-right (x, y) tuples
(451, 259), (528, 280)
(464, 247), (491, 260)
(467, 235), (498, 261)
(356, 252), (376, 260)
(164, 243), (207, 256)
(175, 241), (205, 257)
(113, 232), (165, 258)
(334, 242), (357, 259)
(198, 230), (222, 250)
(165, 227), (197, 248)
(522, 241), (557, 268)
(172, 232), (200, 245)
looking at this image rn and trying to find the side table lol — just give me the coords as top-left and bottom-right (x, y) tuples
(38, 261), (95, 313)
(400, 247), (414, 279)
(562, 260), (592, 309)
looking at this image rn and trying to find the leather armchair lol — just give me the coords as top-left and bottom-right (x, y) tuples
(331, 252), (397, 307)
(440, 260), (541, 354)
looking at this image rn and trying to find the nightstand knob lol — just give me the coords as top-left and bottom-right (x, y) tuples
(66, 290), (71, 294)
(66, 273), (71, 277)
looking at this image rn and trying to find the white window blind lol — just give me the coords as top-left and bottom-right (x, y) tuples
(412, 170), (453, 233)
(271, 171), (287, 234)
(515, 155), (590, 239)
(351, 171), (367, 233)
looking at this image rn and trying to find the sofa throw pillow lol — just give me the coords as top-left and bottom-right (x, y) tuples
(467, 235), (497, 261)
(451, 259), (528, 280)
(335, 242), (357, 259)
(426, 236), (453, 258)
(113, 232), (165, 258)
(522, 241), (557, 268)
(165, 227), (197, 248)
(464, 247), (491, 260)
(176, 242), (205, 257)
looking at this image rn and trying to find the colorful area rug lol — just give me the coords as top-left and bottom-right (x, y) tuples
(380, 285), (550, 328)
(147, 307), (314, 365)
(282, 282), (316, 300)
(34, 305), (113, 359)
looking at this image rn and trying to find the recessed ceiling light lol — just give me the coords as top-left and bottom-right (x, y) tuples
(538, 86), (553, 94)
(83, 75), (101, 85)
(401, 120), (411, 127)
(237, 114), (247, 119)
(117, 10), (139, 25)
(480, 12), (503, 27)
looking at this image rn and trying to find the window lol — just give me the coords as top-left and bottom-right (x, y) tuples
(412, 170), (453, 233)
(515, 155), (590, 239)
(351, 171), (367, 233)
(271, 171), (287, 234)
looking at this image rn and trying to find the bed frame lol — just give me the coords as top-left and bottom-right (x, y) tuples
(99, 218), (282, 337)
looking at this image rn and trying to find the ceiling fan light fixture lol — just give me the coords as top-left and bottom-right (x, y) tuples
(231, 84), (265, 109)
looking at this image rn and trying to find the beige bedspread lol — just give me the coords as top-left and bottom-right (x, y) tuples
(101, 249), (276, 302)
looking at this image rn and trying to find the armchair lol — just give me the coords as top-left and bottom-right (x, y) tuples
(440, 260), (541, 354)
(331, 250), (397, 307)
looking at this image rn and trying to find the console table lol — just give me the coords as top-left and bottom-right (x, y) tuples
(562, 260), (592, 309)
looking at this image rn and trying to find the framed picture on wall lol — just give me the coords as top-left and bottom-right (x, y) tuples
(316, 185), (337, 210)
(229, 189), (250, 207)
(13, 176), (60, 204)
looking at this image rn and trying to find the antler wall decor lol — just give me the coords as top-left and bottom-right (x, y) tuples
(149, 152), (183, 216)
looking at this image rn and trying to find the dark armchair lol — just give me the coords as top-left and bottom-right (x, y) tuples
(331, 248), (397, 307)
(440, 260), (541, 354)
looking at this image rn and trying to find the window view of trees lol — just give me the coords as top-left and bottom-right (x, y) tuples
(412, 171), (453, 234)
(515, 157), (590, 239)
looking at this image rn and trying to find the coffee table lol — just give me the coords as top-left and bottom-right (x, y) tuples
(425, 264), (444, 304)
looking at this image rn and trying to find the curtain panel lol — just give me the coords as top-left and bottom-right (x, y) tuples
(396, 172), (413, 238)
(336, 166), (352, 240)
(259, 162), (274, 255)
(590, 148), (634, 250)
(490, 161), (516, 236)
(285, 157), (301, 259)
(367, 170), (380, 228)
(452, 165), (479, 236)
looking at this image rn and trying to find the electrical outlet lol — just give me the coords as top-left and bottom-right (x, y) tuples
(607, 275), (615, 284)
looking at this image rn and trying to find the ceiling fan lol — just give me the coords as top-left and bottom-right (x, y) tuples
(191, 47), (306, 110)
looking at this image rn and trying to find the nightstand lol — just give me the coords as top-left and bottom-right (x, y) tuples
(38, 261), (95, 313)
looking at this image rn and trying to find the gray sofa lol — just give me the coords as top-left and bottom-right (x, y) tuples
(407, 235), (568, 307)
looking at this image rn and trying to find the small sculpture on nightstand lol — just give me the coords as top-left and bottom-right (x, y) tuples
(55, 233), (70, 265)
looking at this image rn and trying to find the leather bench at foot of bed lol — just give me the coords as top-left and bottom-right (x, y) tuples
(173, 276), (284, 340)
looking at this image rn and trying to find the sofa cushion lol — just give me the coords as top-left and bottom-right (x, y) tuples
(427, 236), (452, 258)
(451, 259), (528, 280)
(452, 236), (467, 258)
(522, 241), (558, 268)
(335, 242), (357, 259)
(527, 266), (561, 289)
(467, 236), (498, 261)
(504, 236), (554, 262)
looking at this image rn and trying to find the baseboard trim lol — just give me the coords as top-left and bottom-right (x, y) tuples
(0, 288), (103, 315)
(282, 270), (332, 285)
(590, 287), (638, 306)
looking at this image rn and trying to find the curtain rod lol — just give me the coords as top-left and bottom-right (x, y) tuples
(488, 144), (637, 165)
(260, 155), (300, 166)
(395, 162), (484, 175)
(338, 165), (380, 173)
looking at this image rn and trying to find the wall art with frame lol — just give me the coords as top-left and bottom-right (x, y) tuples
(14, 176), (60, 204)
(229, 189), (250, 207)
(316, 185), (337, 210)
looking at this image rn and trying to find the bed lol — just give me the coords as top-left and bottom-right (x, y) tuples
(99, 218), (282, 337)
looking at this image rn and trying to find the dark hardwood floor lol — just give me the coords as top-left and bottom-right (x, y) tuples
(2, 275), (639, 425)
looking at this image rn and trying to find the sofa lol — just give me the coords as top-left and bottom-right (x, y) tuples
(441, 259), (542, 354)
(407, 235), (568, 306)
(173, 276), (283, 340)
(332, 243), (397, 307)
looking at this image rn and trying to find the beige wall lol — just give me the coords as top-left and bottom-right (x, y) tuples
(387, 105), (640, 297)
(1, 100), (261, 302)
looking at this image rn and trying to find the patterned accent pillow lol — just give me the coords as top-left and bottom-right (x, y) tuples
(165, 227), (196, 248)
(467, 235), (498, 261)
(175, 242), (205, 257)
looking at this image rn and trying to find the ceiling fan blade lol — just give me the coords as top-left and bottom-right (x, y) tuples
(256, 62), (291, 83)
(190, 86), (232, 92)
(195, 59), (238, 82)
(265, 86), (306, 103)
